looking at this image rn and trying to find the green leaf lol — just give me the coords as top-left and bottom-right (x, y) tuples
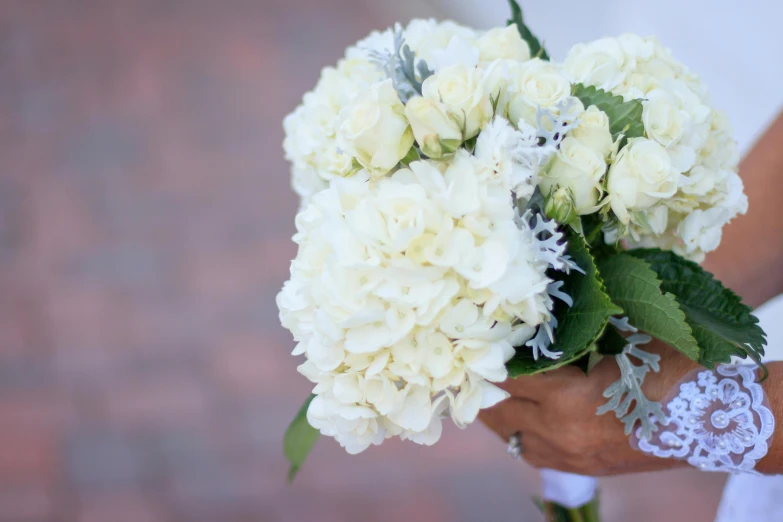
(627, 249), (767, 374)
(578, 213), (621, 258)
(283, 394), (320, 482)
(400, 145), (420, 166)
(596, 324), (628, 356)
(571, 84), (645, 141)
(598, 254), (699, 360)
(507, 231), (621, 376)
(506, 0), (549, 60)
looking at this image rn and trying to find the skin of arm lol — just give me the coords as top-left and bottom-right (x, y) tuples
(479, 112), (783, 475)
(704, 113), (783, 307)
(480, 343), (783, 476)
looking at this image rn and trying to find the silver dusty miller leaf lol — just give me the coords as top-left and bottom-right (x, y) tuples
(596, 321), (666, 440)
(368, 26), (433, 104)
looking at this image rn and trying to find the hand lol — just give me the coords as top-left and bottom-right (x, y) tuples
(479, 340), (701, 476)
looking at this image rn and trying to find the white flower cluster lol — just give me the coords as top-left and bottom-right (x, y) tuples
(278, 20), (588, 453)
(277, 143), (569, 453)
(279, 20), (749, 453)
(282, 48), (384, 203)
(283, 19), (539, 205)
(563, 35), (747, 261)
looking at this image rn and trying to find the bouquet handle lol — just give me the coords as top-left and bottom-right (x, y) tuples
(538, 470), (600, 522)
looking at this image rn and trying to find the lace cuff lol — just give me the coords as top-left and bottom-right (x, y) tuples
(633, 364), (775, 474)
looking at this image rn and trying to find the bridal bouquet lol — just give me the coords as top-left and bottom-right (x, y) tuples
(278, 1), (766, 519)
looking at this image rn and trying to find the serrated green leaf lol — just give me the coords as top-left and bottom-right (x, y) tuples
(506, 0), (549, 60)
(283, 394), (319, 482)
(598, 254), (699, 360)
(571, 84), (645, 141)
(507, 231), (621, 376)
(627, 249), (767, 374)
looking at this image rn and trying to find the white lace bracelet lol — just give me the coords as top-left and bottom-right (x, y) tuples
(634, 364), (775, 474)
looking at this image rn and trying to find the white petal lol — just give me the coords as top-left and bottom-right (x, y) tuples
(344, 324), (390, 354)
(464, 343), (508, 382)
(307, 337), (345, 371)
(366, 349), (390, 377)
(480, 381), (510, 408)
(333, 374), (364, 404)
(451, 382), (482, 428)
(388, 385), (433, 432)
(297, 360), (323, 383)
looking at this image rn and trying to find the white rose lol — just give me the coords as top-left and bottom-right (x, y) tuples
(540, 137), (606, 214)
(507, 60), (572, 127)
(643, 88), (688, 147)
(421, 64), (492, 139)
(477, 25), (530, 64)
(337, 79), (414, 173)
(404, 96), (463, 158)
(643, 82), (709, 172)
(607, 138), (679, 224)
(543, 186), (577, 225)
(571, 105), (614, 158)
(563, 38), (625, 92)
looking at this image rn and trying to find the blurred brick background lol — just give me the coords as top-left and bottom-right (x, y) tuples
(0, 1), (726, 521)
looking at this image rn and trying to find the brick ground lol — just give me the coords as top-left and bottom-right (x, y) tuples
(0, 1), (726, 521)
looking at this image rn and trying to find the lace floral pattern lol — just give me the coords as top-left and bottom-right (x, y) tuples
(635, 364), (775, 474)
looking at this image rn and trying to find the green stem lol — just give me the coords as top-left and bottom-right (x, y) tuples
(539, 495), (600, 522)
(584, 221), (604, 247)
(582, 495), (600, 522)
(565, 508), (585, 522)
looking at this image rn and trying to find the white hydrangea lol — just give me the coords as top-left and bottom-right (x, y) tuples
(403, 19), (478, 65)
(277, 144), (568, 452)
(564, 35), (747, 261)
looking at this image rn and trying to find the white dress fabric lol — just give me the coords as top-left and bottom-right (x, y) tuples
(427, 1), (783, 519)
(714, 294), (783, 522)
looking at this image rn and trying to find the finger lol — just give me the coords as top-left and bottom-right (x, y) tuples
(478, 405), (564, 469)
(478, 401), (514, 442)
(518, 433), (573, 471)
(478, 397), (542, 440)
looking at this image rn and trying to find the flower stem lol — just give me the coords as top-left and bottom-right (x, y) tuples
(565, 508), (585, 522)
(538, 494), (600, 522)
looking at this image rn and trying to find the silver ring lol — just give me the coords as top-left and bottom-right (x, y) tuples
(506, 432), (523, 460)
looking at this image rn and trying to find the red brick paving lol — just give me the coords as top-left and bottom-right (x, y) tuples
(0, 1), (726, 521)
